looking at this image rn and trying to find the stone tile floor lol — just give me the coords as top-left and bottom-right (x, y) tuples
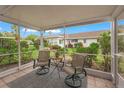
(0, 66), (113, 88)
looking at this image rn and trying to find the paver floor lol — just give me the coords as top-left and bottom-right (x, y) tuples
(0, 66), (113, 88)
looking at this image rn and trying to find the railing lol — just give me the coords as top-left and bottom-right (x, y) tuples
(0, 53), (18, 72)
(0, 50), (38, 72)
(0, 49), (112, 73)
(49, 50), (112, 72)
(21, 51), (36, 65)
(0, 53), (18, 65)
(65, 53), (112, 72)
(116, 54), (124, 78)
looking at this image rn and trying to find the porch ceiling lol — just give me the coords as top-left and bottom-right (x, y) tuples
(0, 5), (120, 30)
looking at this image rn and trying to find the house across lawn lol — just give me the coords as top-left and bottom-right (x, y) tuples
(45, 30), (108, 47)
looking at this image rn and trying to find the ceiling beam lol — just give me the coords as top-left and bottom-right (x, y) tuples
(111, 6), (124, 18)
(0, 14), (43, 31)
(0, 5), (116, 31)
(44, 15), (111, 30)
(0, 5), (15, 15)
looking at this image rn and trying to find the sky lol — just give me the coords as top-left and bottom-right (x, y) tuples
(0, 20), (124, 38)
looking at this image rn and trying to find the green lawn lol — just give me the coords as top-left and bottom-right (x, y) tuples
(66, 48), (76, 55)
(31, 50), (39, 59)
(118, 57), (124, 74)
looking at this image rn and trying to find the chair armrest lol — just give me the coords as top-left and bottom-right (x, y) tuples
(74, 67), (87, 76)
(82, 68), (87, 76)
(74, 66), (82, 74)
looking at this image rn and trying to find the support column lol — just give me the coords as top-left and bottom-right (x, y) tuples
(40, 31), (44, 50)
(111, 18), (118, 87)
(63, 26), (66, 61)
(17, 25), (21, 69)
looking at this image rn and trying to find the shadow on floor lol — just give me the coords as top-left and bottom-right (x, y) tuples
(7, 67), (87, 88)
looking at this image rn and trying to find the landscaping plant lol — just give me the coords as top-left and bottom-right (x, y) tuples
(98, 32), (111, 72)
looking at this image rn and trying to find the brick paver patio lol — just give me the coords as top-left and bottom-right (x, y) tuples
(0, 66), (113, 88)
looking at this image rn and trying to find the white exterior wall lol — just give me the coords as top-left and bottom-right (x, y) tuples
(48, 38), (64, 47)
(83, 39), (97, 47)
(49, 38), (98, 48)
(78, 38), (97, 47)
(78, 39), (83, 43)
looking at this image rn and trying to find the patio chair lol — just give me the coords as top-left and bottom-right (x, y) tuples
(63, 53), (87, 88)
(33, 50), (51, 75)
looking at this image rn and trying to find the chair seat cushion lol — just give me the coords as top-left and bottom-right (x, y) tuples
(63, 66), (75, 75)
(63, 66), (82, 75)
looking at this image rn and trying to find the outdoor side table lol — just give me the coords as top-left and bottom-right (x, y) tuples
(48, 57), (63, 79)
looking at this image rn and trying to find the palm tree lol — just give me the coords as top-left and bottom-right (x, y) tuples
(11, 24), (19, 42)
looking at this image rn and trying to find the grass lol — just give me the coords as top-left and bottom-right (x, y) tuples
(66, 48), (76, 55)
(31, 50), (39, 59)
(118, 57), (124, 75)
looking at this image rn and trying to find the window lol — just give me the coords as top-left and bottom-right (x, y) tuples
(83, 39), (86, 43)
(59, 40), (63, 44)
(71, 39), (78, 42)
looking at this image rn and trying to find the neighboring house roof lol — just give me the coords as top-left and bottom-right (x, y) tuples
(0, 32), (14, 37)
(65, 30), (109, 39)
(37, 29), (124, 40)
(44, 35), (63, 39)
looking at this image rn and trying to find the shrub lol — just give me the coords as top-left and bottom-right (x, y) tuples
(9, 39), (18, 53)
(20, 40), (29, 48)
(118, 36), (124, 53)
(76, 42), (99, 54)
(67, 43), (73, 48)
(34, 39), (50, 49)
(98, 32), (111, 55)
(34, 39), (40, 49)
(76, 47), (88, 53)
(25, 34), (37, 42)
(44, 39), (49, 47)
(51, 45), (61, 50)
(98, 32), (111, 72)
(0, 39), (18, 53)
(76, 42), (99, 68)
(74, 42), (83, 48)
(88, 43), (99, 54)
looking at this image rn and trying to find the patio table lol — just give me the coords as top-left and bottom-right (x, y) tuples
(48, 57), (63, 79)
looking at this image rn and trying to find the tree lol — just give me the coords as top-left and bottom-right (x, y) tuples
(88, 43), (99, 54)
(11, 24), (20, 42)
(44, 39), (49, 47)
(20, 41), (29, 49)
(98, 32), (111, 72)
(34, 39), (40, 49)
(25, 34), (38, 42)
(0, 32), (3, 36)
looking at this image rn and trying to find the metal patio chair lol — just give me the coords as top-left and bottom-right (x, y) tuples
(33, 50), (51, 75)
(63, 53), (87, 88)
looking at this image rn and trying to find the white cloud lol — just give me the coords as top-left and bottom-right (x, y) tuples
(22, 28), (37, 32)
(0, 27), (2, 31)
(46, 29), (61, 33)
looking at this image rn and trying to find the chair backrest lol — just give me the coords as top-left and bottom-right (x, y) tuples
(71, 53), (86, 68)
(38, 50), (50, 62)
